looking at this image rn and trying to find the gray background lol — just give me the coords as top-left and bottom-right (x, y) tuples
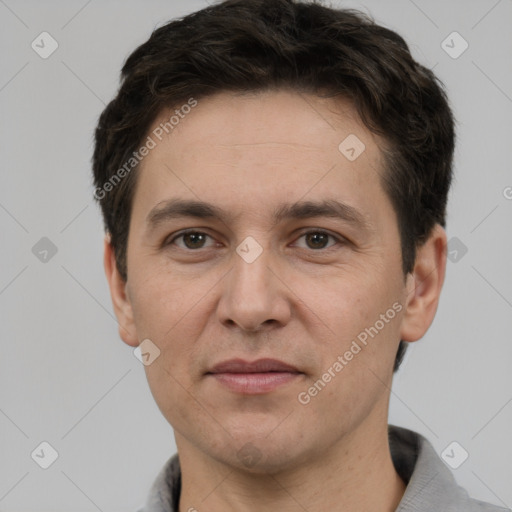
(1, 0), (511, 510)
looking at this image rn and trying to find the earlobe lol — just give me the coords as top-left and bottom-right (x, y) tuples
(399, 224), (447, 342)
(103, 234), (139, 347)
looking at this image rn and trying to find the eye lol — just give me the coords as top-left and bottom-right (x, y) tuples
(166, 229), (345, 251)
(293, 230), (343, 250)
(167, 230), (217, 250)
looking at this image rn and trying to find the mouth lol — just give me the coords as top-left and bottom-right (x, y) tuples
(205, 358), (303, 395)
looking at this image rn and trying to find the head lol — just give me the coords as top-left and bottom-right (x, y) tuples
(93, 0), (453, 472)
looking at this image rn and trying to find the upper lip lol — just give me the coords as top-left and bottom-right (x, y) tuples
(207, 358), (301, 374)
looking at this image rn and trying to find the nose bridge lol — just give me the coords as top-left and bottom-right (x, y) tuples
(234, 242), (271, 297)
(217, 237), (289, 331)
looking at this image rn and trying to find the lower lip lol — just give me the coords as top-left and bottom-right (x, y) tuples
(209, 372), (301, 394)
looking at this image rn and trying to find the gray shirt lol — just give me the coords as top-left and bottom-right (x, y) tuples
(139, 425), (509, 512)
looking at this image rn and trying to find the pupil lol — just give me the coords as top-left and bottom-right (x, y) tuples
(307, 233), (327, 249)
(182, 233), (328, 250)
(185, 233), (204, 248)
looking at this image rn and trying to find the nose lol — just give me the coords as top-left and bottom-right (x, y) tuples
(216, 244), (292, 333)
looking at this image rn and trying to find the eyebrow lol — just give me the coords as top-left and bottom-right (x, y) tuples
(146, 198), (371, 232)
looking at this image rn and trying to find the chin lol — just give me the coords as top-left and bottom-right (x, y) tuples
(210, 431), (309, 475)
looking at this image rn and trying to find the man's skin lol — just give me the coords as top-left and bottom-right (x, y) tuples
(104, 90), (447, 512)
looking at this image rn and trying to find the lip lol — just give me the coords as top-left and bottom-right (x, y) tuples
(206, 358), (303, 394)
(208, 358), (300, 374)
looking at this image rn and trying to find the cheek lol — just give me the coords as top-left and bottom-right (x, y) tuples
(302, 268), (403, 392)
(129, 272), (206, 389)
(144, 361), (206, 437)
(129, 263), (201, 336)
(293, 354), (390, 450)
(299, 266), (394, 338)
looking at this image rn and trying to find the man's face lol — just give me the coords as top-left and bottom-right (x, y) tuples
(122, 90), (412, 471)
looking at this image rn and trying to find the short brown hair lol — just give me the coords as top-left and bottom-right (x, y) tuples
(92, 0), (455, 371)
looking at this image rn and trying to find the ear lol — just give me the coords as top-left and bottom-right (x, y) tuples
(400, 224), (447, 342)
(103, 234), (139, 347)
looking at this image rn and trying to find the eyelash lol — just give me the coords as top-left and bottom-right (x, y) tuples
(166, 229), (346, 252)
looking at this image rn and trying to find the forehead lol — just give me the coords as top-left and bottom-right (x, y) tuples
(149, 90), (375, 155)
(132, 90), (391, 228)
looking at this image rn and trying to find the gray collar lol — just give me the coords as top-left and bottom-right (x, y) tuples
(140, 425), (508, 512)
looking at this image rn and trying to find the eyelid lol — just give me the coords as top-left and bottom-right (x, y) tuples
(166, 229), (219, 249)
(291, 228), (346, 249)
(166, 228), (347, 250)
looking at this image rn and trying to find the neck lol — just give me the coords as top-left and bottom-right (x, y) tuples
(176, 417), (406, 512)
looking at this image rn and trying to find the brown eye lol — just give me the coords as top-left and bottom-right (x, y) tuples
(182, 232), (207, 249)
(168, 231), (214, 250)
(294, 230), (341, 250)
(305, 232), (330, 249)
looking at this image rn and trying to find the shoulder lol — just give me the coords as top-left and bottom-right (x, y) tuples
(136, 453), (181, 512)
(467, 499), (510, 512)
(457, 493), (510, 512)
(389, 425), (509, 512)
